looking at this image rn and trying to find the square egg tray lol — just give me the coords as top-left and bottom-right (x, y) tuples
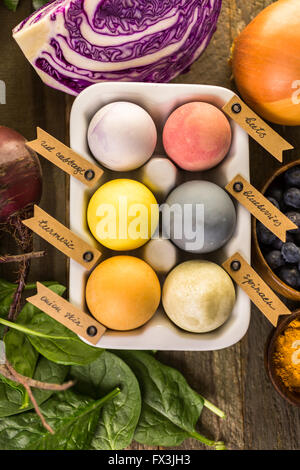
(69, 82), (251, 351)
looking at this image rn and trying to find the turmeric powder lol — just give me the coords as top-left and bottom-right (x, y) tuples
(273, 319), (300, 392)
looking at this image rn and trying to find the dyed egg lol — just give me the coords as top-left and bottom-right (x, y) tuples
(161, 180), (236, 253)
(139, 156), (179, 200)
(87, 179), (159, 251)
(88, 102), (157, 171)
(162, 260), (235, 333)
(142, 238), (178, 274)
(86, 256), (161, 331)
(163, 102), (232, 171)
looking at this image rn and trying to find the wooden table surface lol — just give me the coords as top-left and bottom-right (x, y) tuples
(0, 0), (299, 451)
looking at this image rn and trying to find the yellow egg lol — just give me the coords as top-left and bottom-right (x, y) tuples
(87, 179), (159, 251)
(86, 256), (161, 331)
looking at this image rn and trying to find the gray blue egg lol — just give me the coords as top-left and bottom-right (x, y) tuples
(161, 180), (236, 253)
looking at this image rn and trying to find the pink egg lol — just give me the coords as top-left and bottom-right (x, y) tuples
(162, 102), (232, 171)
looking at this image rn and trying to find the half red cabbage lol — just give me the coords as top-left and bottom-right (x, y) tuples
(13, 0), (222, 96)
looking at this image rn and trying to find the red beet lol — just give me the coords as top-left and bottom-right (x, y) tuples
(0, 126), (42, 222)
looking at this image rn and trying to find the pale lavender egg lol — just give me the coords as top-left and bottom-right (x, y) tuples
(87, 101), (157, 171)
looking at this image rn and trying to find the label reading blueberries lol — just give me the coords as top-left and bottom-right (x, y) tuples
(23, 205), (101, 269)
(27, 283), (106, 344)
(223, 252), (291, 326)
(27, 127), (103, 188)
(226, 174), (297, 242)
(222, 96), (293, 162)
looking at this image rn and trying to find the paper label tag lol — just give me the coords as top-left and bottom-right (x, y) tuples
(27, 283), (106, 345)
(23, 205), (101, 270)
(222, 96), (293, 162)
(27, 127), (103, 188)
(226, 174), (297, 242)
(222, 252), (291, 327)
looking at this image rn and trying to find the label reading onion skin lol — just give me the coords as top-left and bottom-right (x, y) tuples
(226, 174), (297, 243)
(222, 96), (294, 162)
(23, 205), (101, 269)
(27, 128), (103, 188)
(27, 283), (106, 345)
(223, 253), (291, 327)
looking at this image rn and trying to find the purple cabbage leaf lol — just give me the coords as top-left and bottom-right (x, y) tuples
(13, 0), (222, 95)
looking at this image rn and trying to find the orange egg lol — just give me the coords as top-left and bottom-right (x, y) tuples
(86, 256), (161, 331)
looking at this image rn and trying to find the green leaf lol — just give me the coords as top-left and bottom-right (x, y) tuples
(71, 351), (141, 450)
(0, 284), (63, 401)
(0, 279), (16, 318)
(0, 279), (58, 319)
(4, 330), (38, 380)
(0, 356), (68, 418)
(115, 351), (225, 449)
(3, 279), (44, 394)
(4, 329), (39, 406)
(0, 283), (103, 366)
(3, 0), (19, 12)
(0, 279), (16, 297)
(135, 403), (189, 447)
(0, 388), (120, 450)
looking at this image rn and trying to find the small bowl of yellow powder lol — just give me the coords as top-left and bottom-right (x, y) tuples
(265, 312), (300, 406)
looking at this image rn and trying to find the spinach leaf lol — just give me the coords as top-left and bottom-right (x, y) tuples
(0, 279), (58, 319)
(4, 329), (39, 407)
(0, 356), (68, 417)
(0, 279), (17, 318)
(135, 403), (189, 447)
(0, 283), (103, 366)
(4, 330), (38, 380)
(70, 351), (141, 450)
(0, 388), (120, 450)
(115, 351), (225, 449)
(1, 282), (67, 404)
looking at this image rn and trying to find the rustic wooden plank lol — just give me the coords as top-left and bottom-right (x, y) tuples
(231, 0), (300, 450)
(158, 0), (248, 451)
(0, 2), (68, 288)
(161, 0), (300, 451)
(0, 0), (299, 452)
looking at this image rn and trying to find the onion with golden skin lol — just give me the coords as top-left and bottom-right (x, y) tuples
(232, 0), (300, 126)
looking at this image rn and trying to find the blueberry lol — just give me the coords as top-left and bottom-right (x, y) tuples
(281, 242), (300, 263)
(283, 187), (300, 209)
(257, 222), (276, 245)
(267, 197), (280, 210)
(284, 166), (300, 188)
(272, 238), (283, 250)
(265, 250), (285, 270)
(278, 266), (300, 289)
(285, 211), (300, 234)
(272, 232), (293, 250)
(267, 186), (283, 203)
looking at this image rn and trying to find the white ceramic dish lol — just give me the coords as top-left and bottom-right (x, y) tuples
(69, 82), (251, 351)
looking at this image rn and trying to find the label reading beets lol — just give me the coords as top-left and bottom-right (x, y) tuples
(222, 96), (293, 162)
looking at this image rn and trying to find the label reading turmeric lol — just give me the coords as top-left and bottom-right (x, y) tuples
(23, 205), (102, 270)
